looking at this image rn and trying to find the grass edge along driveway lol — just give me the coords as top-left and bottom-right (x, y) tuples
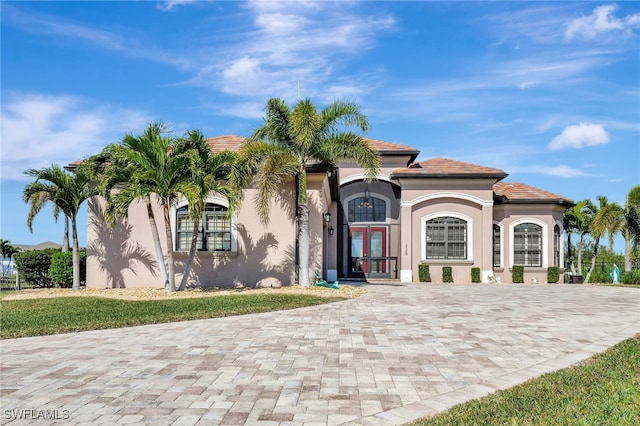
(0, 292), (345, 339)
(411, 334), (640, 426)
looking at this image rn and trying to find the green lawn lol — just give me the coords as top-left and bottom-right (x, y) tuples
(0, 293), (344, 339)
(410, 335), (640, 426)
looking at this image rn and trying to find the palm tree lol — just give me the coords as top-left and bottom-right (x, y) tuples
(23, 165), (97, 290)
(0, 239), (20, 275)
(584, 195), (609, 283)
(101, 122), (199, 293)
(563, 199), (595, 275)
(173, 130), (241, 291)
(242, 98), (381, 287)
(596, 185), (640, 271)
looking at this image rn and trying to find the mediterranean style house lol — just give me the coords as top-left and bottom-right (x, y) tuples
(84, 135), (573, 289)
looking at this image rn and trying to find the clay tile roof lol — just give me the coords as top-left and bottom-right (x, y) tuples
(493, 181), (574, 205)
(363, 138), (420, 154)
(392, 157), (508, 178)
(206, 135), (246, 153)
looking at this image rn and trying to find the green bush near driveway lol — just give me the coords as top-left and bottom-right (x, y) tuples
(547, 266), (559, 283)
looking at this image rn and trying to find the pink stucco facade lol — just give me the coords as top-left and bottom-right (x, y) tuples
(85, 137), (572, 288)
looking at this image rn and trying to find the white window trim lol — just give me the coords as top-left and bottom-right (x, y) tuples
(493, 221), (504, 268)
(421, 212), (473, 262)
(344, 192), (391, 224)
(509, 218), (547, 268)
(170, 194), (238, 253)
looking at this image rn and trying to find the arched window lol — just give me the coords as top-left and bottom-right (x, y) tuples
(176, 203), (231, 251)
(553, 224), (561, 267)
(493, 224), (501, 267)
(347, 196), (386, 222)
(513, 223), (542, 267)
(425, 217), (467, 259)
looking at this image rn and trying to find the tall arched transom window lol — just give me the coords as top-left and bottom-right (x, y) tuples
(347, 196), (386, 222)
(425, 216), (467, 259)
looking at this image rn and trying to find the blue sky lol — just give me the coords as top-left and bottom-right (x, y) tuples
(1, 1), (639, 251)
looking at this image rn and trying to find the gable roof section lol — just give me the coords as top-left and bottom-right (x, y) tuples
(493, 181), (574, 206)
(391, 158), (508, 180)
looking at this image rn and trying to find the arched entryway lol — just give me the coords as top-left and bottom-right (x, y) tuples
(337, 180), (401, 279)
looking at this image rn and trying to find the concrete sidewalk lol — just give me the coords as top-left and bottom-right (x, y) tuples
(1, 283), (639, 425)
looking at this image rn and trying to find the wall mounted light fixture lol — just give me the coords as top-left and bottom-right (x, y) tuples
(323, 211), (332, 223)
(328, 226), (335, 236)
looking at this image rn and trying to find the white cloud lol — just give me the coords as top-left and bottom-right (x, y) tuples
(221, 57), (267, 95)
(211, 1), (395, 101)
(0, 93), (150, 181)
(544, 165), (592, 178)
(548, 123), (610, 151)
(157, 0), (198, 12)
(565, 4), (640, 41)
(518, 81), (536, 89)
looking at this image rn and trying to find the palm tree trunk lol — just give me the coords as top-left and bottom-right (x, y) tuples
(624, 229), (631, 271)
(567, 232), (577, 275)
(146, 196), (168, 287)
(298, 202), (311, 287)
(178, 215), (200, 291)
(62, 216), (70, 252)
(585, 237), (600, 284)
(72, 217), (80, 291)
(577, 236), (584, 276)
(164, 204), (175, 293)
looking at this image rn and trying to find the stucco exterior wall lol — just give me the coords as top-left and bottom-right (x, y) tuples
(492, 203), (566, 284)
(397, 178), (496, 283)
(86, 180), (303, 289)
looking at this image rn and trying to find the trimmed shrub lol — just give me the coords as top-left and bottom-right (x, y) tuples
(13, 248), (59, 288)
(547, 266), (560, 284)
(50, 251), (87, 288)
(512, 265), (524, 283)
(442, 266), (453, 283)
(621, 269), (640, 285)
(418, 263), (430, 282)
(471, 267), (481, 283)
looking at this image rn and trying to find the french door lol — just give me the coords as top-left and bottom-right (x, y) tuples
(349, 226), (388, 278)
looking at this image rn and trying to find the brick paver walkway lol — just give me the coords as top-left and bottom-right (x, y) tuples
(1, 283), (639, 425)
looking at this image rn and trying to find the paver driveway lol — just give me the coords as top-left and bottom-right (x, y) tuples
(1, 283), (639, 425)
